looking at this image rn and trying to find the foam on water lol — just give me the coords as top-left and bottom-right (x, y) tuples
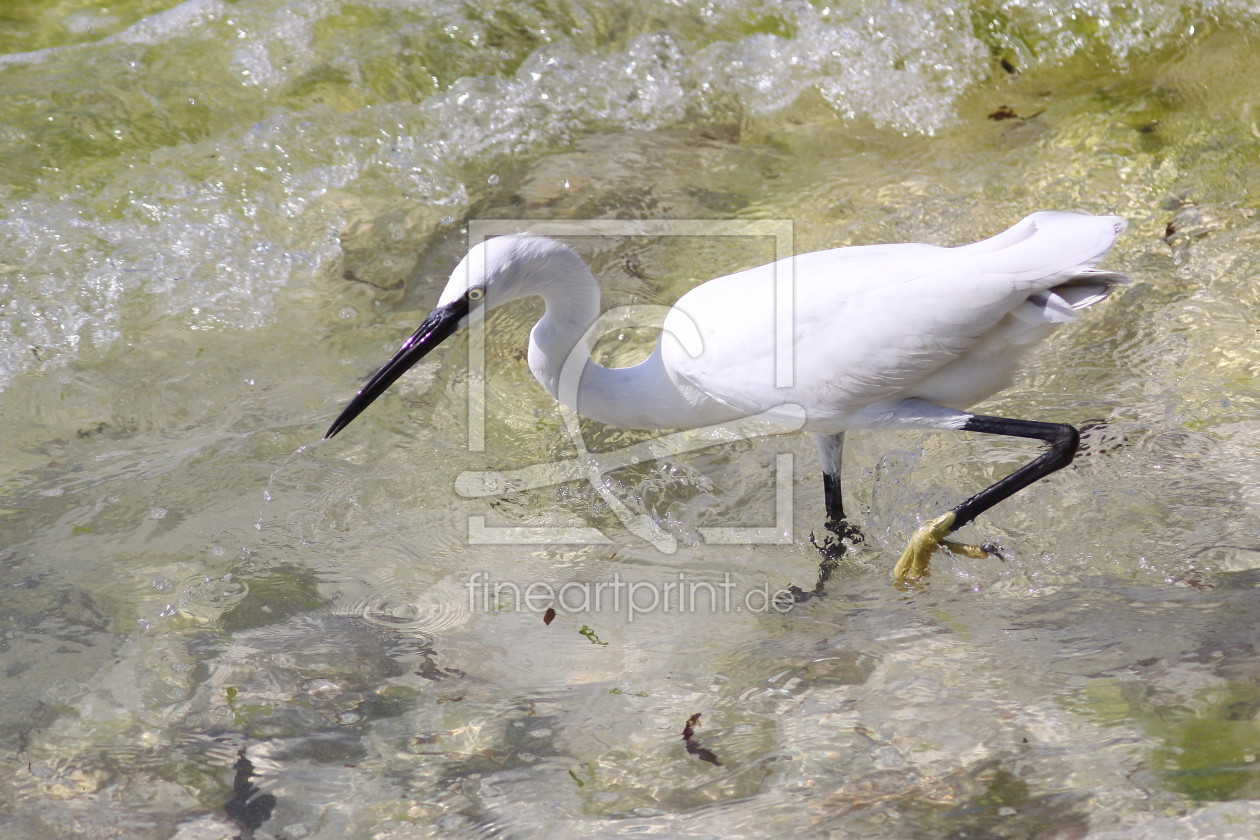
(1, 0), (1257, 390)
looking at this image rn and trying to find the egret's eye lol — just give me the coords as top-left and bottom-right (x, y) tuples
(468, 286), (485, 302)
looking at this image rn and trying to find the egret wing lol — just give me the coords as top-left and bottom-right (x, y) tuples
(661, 212), (1125, 424)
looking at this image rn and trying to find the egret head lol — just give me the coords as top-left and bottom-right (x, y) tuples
(325, 234), (576, 439)
(436, 234), (580, 309)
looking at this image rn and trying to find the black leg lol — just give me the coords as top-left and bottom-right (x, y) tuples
(823, 470), (844, 521)
(796, 433), (863, 601)
(813, 432), (863, 540)
(948, 415), (1080, 531)
(893, 414), (1080, 581)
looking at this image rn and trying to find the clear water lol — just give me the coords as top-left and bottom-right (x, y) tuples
(2, 0), (1259, 837)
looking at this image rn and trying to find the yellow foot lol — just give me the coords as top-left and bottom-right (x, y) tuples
(940, 539), (991, 560)
(893, 513), (996, 582)
(893, 512), (955, 582)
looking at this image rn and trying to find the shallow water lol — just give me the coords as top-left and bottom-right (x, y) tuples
(2, 0), (1259, 837)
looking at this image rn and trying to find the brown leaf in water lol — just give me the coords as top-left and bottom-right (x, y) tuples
(681, 712), (723, 766)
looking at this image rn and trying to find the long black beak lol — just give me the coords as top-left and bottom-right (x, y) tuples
(325, 294), (472, 439)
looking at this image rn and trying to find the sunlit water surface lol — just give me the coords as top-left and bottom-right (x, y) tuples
(2, 0), (1259, 837)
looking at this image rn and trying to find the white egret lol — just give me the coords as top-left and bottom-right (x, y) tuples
(326, 212), (1127, 582)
